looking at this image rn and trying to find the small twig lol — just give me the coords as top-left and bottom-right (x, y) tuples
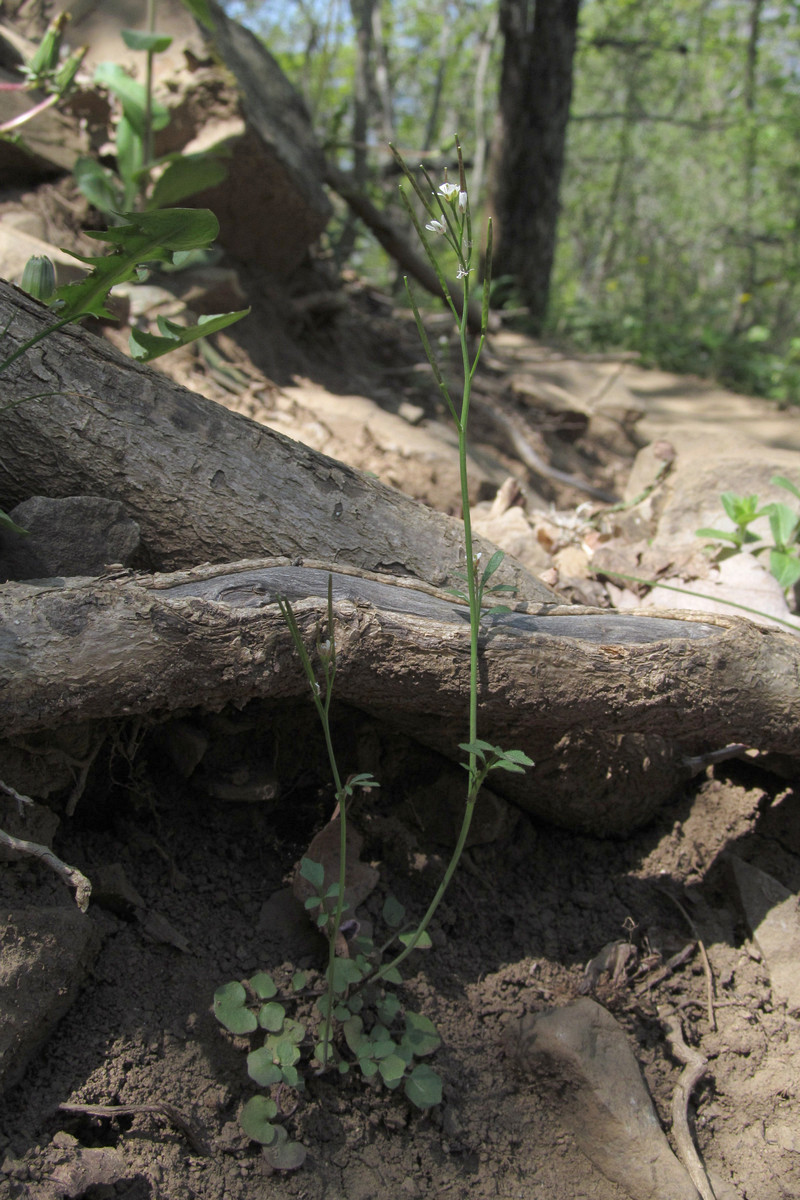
(0, 826), (91, 911)
(635, 941), (697, 994)
(659, 889), (717, 1031)
(658, 1007), (717, 1200)
(0, 777), (34, 814)
(58, 1101), (210, 1156)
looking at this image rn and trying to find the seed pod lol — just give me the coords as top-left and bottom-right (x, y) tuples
(20, 255), (56, 302)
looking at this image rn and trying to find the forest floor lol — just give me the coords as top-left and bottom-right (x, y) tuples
(2, 204), (800, 1198)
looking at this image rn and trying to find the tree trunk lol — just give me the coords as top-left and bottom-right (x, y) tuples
(2, 559), (799, 835)
(491, 0), (582, 331)
(0, 281), (538, 595)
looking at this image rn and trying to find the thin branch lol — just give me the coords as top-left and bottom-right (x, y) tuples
(0, 777), (34, 814)
(658, 1008), (717, 1200)
(0, 824), (91, 911)
(58, 1102), (210, 1156)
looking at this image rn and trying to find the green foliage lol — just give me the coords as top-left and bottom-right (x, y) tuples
(697, 476), (800, 596)
(547, 0), (800, 400)
(75, 29), (226, 218)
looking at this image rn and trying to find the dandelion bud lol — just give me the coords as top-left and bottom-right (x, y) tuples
(20, 255), (56, 302)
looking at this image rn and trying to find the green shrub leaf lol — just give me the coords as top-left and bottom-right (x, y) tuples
(239, 1095), (278, 1144)
(247, 1047), (282, 1087)
(213, 981), (257, 1034)
(404, 1063), (443, 1109)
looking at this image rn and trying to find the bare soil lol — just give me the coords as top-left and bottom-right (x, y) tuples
(2, 743), (800, 1199)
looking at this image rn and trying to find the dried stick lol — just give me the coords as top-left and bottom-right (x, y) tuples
(0, 778), (34, 813)
(659, 1008), (717, 1200)
(0, 822), (92, 911)
(59, 1102), (210, 1156)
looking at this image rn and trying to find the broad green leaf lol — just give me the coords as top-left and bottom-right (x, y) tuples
(720, 491), (759, 526)
(773, 475), (800, 503)
(54, 209), (222, 323)
(398, 930), (432, 950)
(281, 1018), (306, 1045)
(769, 550), (800, 591)
(239, 1095), (278, 1144)
(404, 1063), (442, 1109)
(402, 1011), (441, 1056)
(358, 1057), (378, 1077)
(148, 153), (228, 209)
(0, 509), (28, 535)
(121, 29), (173, 53)
(94, 62), (170, 133)
(378, 1053), (407, 1087)
(246, 1047), (282, 1087)
(249, 971), (277, 1000)
(299, 857), (325, 889)
(258, 1001), (286, 1033)
(291, 970), (307, 992)
(481, 548), (504, 584)
(767, 503), (799, 552)
(115, 113), (143, 205)
(499, 748), (535, 767)
(376, 992), (401, 1025)
(72, 156), (122, 216)
(268, 1036), (301, 1067)
(213, 981), (257, 1034)
(382, 894), (406, 927)
(262, 1126), (307, 1171)
(342, 1015), (364, 1054)
(382, 966), (403, 985)
(332, 956), (364, 992)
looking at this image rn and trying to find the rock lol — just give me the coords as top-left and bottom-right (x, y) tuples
(0, 495), (141, 580)
(292, 816), (379, 917)
(0, 906), (101, 1094)
(509, 997), (700, 1200)
(729, 854), (800, 1014)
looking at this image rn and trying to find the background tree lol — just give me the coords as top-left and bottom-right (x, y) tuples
(489, 0), (581, 332)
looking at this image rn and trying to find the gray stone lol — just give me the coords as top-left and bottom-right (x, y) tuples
(0, 906), (101, 1093)
(509, 998), (699, 1200)
(729, 854), (800, 1015)
(0, 495), (140, 580)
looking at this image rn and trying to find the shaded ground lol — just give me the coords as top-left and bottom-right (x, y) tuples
(3, 734), (800, 1199)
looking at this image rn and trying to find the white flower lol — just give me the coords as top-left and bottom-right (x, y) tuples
(456, 266), (472, 280)
(458, 190), (468, 212)
(425, 218), (447, 235)
(438, 181), (459, 200)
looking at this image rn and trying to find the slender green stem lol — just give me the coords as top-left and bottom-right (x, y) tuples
(0, 311), (92, 376)
(278, 583), (348, 1068)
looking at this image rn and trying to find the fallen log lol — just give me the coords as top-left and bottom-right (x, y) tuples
(2, 559), (798, 834)
(0, 280), (550, 602)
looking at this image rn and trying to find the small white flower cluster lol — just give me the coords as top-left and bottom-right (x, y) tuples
(425, 179), (469, 237)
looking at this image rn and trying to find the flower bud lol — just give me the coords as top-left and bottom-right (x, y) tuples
(20, 255), (56, 302)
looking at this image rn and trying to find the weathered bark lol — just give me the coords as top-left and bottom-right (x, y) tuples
(2, 560), (798, 834)
(491, 0), (582, 331)
(0, 281), (543, 598)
